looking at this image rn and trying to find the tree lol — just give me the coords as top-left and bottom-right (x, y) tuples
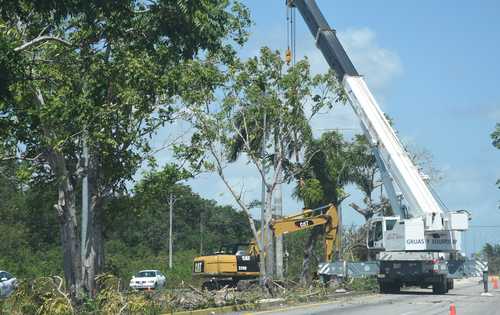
(225, 49), (344, 278)
(347, 135), (393, 220)
(347, 119), (443, 221)
(175, 47), (344, 280)
(293, 131), (354, 283)
(296, 131), (352, 208)
(482, 243), (500, 275)
(0, 0), (250, 300)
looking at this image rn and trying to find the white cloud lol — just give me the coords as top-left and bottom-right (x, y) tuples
(299, 27), (403, 137)
(338, 28), (403, 93)
(298, 27), (403, 95)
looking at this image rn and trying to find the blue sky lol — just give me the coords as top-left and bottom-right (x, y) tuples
(155, 0), (500, 255)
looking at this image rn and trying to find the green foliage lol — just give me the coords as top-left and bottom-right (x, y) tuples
(104, 165), (251, 257)
(347, 135), (378, 200)
(482, 243), (500, 275)
(0, 29), (24, 104)
(0, 163), (251, 286)
(295, 179), (325, 207)
(492, 123), (500, 150)
(3, 277), (73, 315)
(283, 230), (322, 281)
(295, 130), (394, 220)
(1, 0), (252, 298)
(295, 131), (352, 208)
(175, 47), (345, 180)
(0, 164), (62, 278)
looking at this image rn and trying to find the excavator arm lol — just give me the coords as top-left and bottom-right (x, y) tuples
(248, 204), (340, 261)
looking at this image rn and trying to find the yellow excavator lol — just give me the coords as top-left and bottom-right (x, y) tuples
(192, 204), (340, 290)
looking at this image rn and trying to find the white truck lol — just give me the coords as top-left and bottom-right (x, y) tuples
(288, 0), (472, 294)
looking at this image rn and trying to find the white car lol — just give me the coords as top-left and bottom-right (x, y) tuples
(0, 271), (17, 298)
(129, 270), (166, 291)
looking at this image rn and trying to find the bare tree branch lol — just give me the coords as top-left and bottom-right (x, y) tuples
(14, 36), (72, 52)
(0, 152), (44, 162)
(230, 110), (270, 189)
(207, 141), (262, 249)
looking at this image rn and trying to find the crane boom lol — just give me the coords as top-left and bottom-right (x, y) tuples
(290, 0), (447, 230)
(286, 1), (478, 293)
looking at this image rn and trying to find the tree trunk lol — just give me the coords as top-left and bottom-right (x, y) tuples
(274, 181), (283, 279)
(264, 187), (275, 280)
(38, 89), (82, 300)
(300, 226), (322, 286)
(82, 156), (104, 297)
(82, 195), (104, 297)
(50, 152), (82, 301)
(274, 135), (284, 279)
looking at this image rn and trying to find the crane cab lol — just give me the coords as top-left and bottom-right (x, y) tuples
(368, 212), (468, 253)
(367, 216), (400, 251)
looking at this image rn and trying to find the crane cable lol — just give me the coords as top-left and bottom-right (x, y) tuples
(285, 5), (296, 66)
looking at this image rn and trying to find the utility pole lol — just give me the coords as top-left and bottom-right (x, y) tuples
(337, 202), (342, 259)
(168, 193), (176, 269)
(199, 212), (204, 255)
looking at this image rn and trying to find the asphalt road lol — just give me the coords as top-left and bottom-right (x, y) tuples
(234, 278), (500, 315)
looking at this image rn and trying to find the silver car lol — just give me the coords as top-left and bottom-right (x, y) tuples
(0, 271), (17, 298)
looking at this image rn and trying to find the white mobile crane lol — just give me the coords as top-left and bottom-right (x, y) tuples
(288, 0), (470, 294)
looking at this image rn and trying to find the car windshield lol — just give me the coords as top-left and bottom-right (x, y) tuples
(0, 272), (10, 279)
(136, 271), (156, 278)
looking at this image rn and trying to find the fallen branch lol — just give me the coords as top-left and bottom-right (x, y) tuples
(118, 303), (128, 315)
(300, 290), (321, 298)
(187, 284), (205, 296)
(52, 276), (74, 313)
(272, 281), (285, 291)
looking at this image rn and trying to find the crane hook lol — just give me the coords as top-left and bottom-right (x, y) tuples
(285, 47), (292, 65)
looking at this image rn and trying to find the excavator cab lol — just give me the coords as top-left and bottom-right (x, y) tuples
(215, 244), (251, 256)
